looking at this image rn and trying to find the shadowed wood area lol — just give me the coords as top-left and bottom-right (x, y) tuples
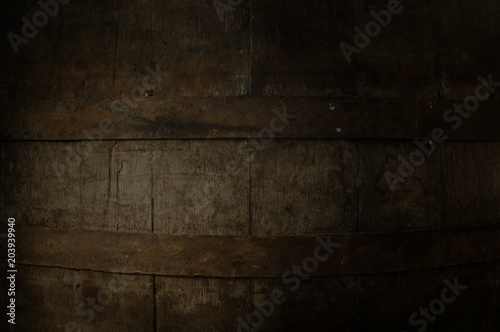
(2, 98), (500, 140)
(13, 225), (500, 277)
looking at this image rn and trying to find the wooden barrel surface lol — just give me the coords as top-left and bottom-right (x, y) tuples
(1, 0), (500, 331)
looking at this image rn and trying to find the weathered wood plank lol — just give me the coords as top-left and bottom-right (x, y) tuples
(440, 142), (500, 228)
(0, 141), (153, 232)
(156, 277), (250, 331)
(152, 140), (249, 235)
(14, 225), (500, 277)
(3, 0), (499, 103)
(2, 98), (500, 140)
(359, 141), (500, 232)
(251, 0), (437, 97)
(0, 0), (251, 100)
(0, 141), (248, 234)
(359, 140), (444, 232)
(429, 0), (500, 102)
(4, 140), (500, 236)
(251, 140), (358, 235)
(249, 139), (358, 330)
(0, 142), (91, 229)
(11, 265), (153, 332)
(107, 141), (153, 232)
(249, 138), (358, 330)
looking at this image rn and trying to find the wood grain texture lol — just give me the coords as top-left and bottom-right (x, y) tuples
(14, 225), (500, 277)
(440, 142), (500, 228)
(156, 277), (250, 331)
(251, 0), (437, 98)
(2, 0), (500, 144)
(3, 140), (500, 235)
(9, 265), (153, 332)
(2, 98), (500, 140)
(359, 140), (444, 232)
(251, 140), (358, 235)
(0, 141), (153, 232)
(1, 0), (500, 330)
(0, 140), (249, 235)
(429, 0), (500, 102)
(0, 0), (251, 101)
(152, 140), (249, 236)
(2, 0), (499, 102)
(359, 140), (500, 232)
(249, 139), (359, 330)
